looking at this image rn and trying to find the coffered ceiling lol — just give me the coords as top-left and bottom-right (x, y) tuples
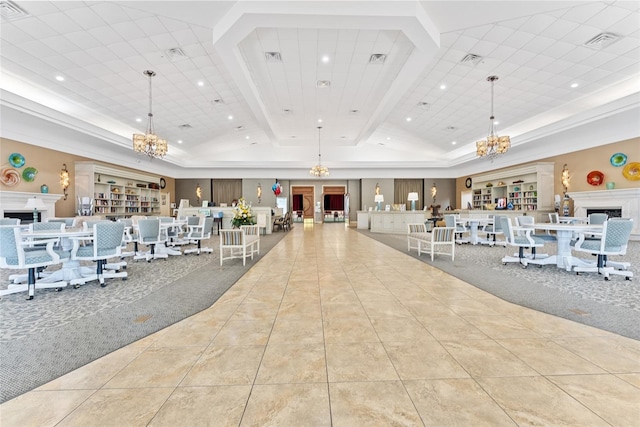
(1, 1), (638, 179)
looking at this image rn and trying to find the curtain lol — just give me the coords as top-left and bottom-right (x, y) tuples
(394, 179), (423, 210)
(213, 179), (242, 206)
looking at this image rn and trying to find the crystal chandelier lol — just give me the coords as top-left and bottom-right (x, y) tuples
(310, 126), (329, 177)
(133, 70), (168, 159)
(476, 76), (510, 160)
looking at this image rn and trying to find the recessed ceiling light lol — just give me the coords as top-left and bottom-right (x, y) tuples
(245, 136), (250, 139)
(494, 121), (500, 125)
(440, 84), (446, 90)
(322, 55), (329, 63)
(197, 81), (204, 86)
(317, 80), (331, 87)
(177, 140), (183, 144)
(228, 115), (233, 120)
(318, 118), (323, 123)
(386, 137), (391, 140)
(571, 83), (579, 88)
(406, 117), (412, 122)
(452, 141), (457, 145)
(136, 118), (142, 122)
(55, 75), (64, 81)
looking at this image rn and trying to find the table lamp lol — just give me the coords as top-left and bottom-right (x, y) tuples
(374, 195), (384, 211)
(25, 196), (46, 223)
(407, 192), (419, 211)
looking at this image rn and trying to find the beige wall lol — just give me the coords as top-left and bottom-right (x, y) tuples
(1, 138), (175, 217)
(456, 138), (639, 208)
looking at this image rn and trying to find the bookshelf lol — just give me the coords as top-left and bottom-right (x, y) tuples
(75, 162), (161, 218)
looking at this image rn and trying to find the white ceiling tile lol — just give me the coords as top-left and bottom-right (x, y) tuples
(585, 4), (634, 29)
(541, 18), (581, 40)
(500, 31), (536, 50)
(64, 5), (108, 30)
(11, 17), (58, 39)
(88, 3), (131, 25)
(110, 21), (147, 40)
(36, 12), (80, 35)
(62, 31), (103, 50)
(560, 2), (608, 24)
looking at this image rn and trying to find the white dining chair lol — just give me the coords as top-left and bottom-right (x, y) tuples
(0, 226), (69, 299)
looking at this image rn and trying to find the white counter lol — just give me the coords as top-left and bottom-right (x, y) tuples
(178, 206), (275, 234)
(369, 211), (427, 234)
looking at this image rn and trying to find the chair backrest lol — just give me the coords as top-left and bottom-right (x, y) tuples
(94, 222), (125, 254)
(47, 217), (76, 227)
(83, 220), (110, 230)
(499, 217), (516, 244)
(490, 215), (505, 232)
(407, 223), (426, 234)
(548, 212), (559, 224)
(588, 213), (608, 225)
(257, 214), (267, 228)
(220, 229), (242, 246)
(186, 216), (201, 226)
(444, 214), (456, 228)
(137, 219), (161, 241)
(241, 224), (260, 236)
(0, 218), (20, 225)
(601, 219), (633, 254)
(0, 226), (19, 263)
(202, 217), (214, 236)
(515, 216), (534, 226)
(30, 222), (65, 232)
(432, 226), (455, 243)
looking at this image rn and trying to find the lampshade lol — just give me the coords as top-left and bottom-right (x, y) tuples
(374, 195), (384, 203)
(407, 192), (419, 202)
(24, 197), (46, 210)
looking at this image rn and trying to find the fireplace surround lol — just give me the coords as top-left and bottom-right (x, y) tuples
(0, 191), (62, 222)
(568, 188), (639, 240)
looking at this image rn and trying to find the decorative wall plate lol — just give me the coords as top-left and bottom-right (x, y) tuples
(8, 153), (25, 168)
(0, 167), (21, 186)
(610, 152), (627, 167)
(22, 166), (37, 182)
(587, 170), (604, 186)
(622, 162), (640, 181)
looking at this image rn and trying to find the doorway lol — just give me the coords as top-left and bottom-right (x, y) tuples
(291, 186), (315, 221)
(323, 185), (347, 223)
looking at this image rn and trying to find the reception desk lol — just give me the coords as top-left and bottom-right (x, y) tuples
(370, 211), (427, 234)
(178, 206), (275, 234)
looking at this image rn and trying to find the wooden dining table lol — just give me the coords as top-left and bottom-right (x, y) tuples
(521, 222), (602, 270)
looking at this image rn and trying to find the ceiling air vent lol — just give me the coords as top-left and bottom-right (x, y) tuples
(417, 102), (430, 110)
(178, 124), (192, 129)
(460, 53), (483, 65)
(317, 80), (331, 88)
(264, 52), (282, 62)
(584, 32), (620, 49)
(164, 48), (187, 61)
(211, 98), (224, 105)
(369, 54), (387, 64)
(1, 0), (29, 21)
(282, 108), (292, 115)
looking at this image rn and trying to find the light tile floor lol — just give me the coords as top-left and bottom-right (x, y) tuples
(2, 224), (639, 426)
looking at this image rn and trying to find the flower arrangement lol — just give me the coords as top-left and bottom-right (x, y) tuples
(231, 197), (256, 228)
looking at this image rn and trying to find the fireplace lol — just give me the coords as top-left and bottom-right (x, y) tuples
(4, 211), (42, 224)
(569, 189), (640, 240)
(0, 191), (62, 222)
(586, 208), (622, 218)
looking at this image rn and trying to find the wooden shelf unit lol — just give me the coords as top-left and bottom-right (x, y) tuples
(471, 163), (554, 213)
(75, 162), (161, 218)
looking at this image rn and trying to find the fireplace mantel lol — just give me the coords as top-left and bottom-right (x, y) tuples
(0, 191), (63, 221)
(568, 188), (640, 240)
